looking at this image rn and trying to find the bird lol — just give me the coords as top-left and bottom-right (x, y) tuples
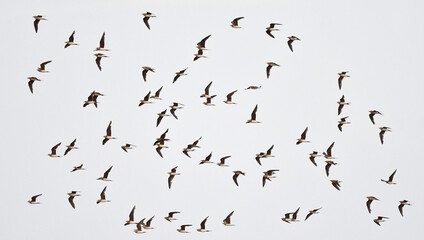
(150, 86), (163, 100)
(168, 166), (180, 189)
(291, 207), (300, 222)
(142, 216), (155, 230)
(142, 66), (155, 82)
(199, 152), (213, 165)
(366, 196), (379, 214)
(197, 216), (211, 232)
(71, 164), (85, 172)
(309, 151), (320, 166)
(281, 213), (293, 223)
(193, 49), (207, 61)
(173, 68), (188, 83)
(48, 142), (61, 157)
(330, 180), (341, 191)
(232, 171), (245, 186)
(67, 191), (80, 209)
(155, 142), (167, 158)
(246, 104), (260, 123)
(223, 211), (235, 226)
(379, 127), (391, 144)
(337, 95), (350, 115)
(164, 211), (180, 222)
(102, 121), (116, 145)
(94, 32), (109, 51)
(322, 142), (335, 159)
(263, 169), (279, 187)
(381, 169), (397, 184)
(337, 71), (350, 90)
(217, 156), (231, 167)
(177, 224), (192, 233)
(95, 53), (108, 71)
(338, 116), (350, 132)
(200, 81), (213, 98)
(27, 77), (41, 94)
(203, 95), (217, 106)
(182, 137), (202, 158)
(124, 206), (136, 226)
(245, 85), (262, 90)
(154, 128), (170, 146)
(28, 194), (42, 204)
(369, 110), (382, 125)
(170, 102), (184, 119)
(266, 62), (280, 79)
(64, 139), (78, 156)
(263, 145), (275, 158)
(230, 17), (244, 28)
(255, 152), (265, 166)
(83, 91), (103, 108)
(398, 200), (411, 216)
(33, 15), (47, 33)
(287, 36), (300, 52)
(37, 60), (52, 73)
(134, 220), (146, 234)
(121, 143), (135, 152)
(97, 166), (113, 181)
(142, 12), (156, 29)
(305, 208), (322, 221)
(139, 91), (152, 106)
(266, 23), (281, 38)
(325, 161), (337, 177)
(197, 34), (211, 50)
(223, 90), (237, 104)
(64, 31), (78, 48)
(296, 127), (309, 144)
(156, 109), (169, 127)
(374, 216), (389, 226)
(96, 186), (110, 204)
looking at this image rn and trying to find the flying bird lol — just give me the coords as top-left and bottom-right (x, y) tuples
(246, 104), (260, 123)
(203, 95), (217, 106)
(28, 194), (42, 204)
(48, 142), (61, 157)
(96, 186), (110, 204)
(64, 31), (78, 48)
(296, 127), (309, 144)
(230, 17), (244, 28)
(381, 169), (397, 184)
(309, 151), (320, 166)
(173, 68), (188, 83)
(199, 152), (213, 165)
(168, 166), (180, 189)
(369, 110), (382, 125)
(232, 171), (245, 186)
(287, 36), (300, 52)
(64, 139), (78, 155)
(323, 142), (335, 159)
(338, 116), (350, 132)
(182, 137), (202, 158)
(142, 216), (155, 230)
(281, 212), (293, 223)
(95, 53), (108, 71)
(366, 196), (379, 214)
(223, 211), (235, 226)
(155, 141), (168, 158)
(305, 208), (322, 221)
(398, 200), (411, 216)
(245, 85), (262, 90)
(266, 62), (280, 79)
(27, 77), (41, 94)
(255, 152), (265, 166)
(263, 169), (279, 187)
(200, 81), (213, 98)
(156, 109), (169, 127)
(150, 86), (163, 100)
(325, 160), (337, 177)
(374, 216), (389, 226)
(217, 156), (231, 167)
(94, 32), (109, 51)
(121, 143), (135, 152)
(124, 206), (136, 226)
(379, 126), (391, 144)
(197, 34), (211, 50)
(223, 90), (237, 104)
(170, 102), (184, 119)
(266, 23), (281, 38)
(337, 95), (350, 115)
(330, 180), (341, 191)
(197, 216), (211, 232)
(97, 166), (113, 181)
(264, 145), (275, 158)
(33, 15), (47, 33)
(165, 211), (180, 222)
(37, 60), (52, 73)
(142, 66), (155, 81)
(71, 164), (85, 172)
(83, 91), (103, 108)
(193, 49), (206, 61)
(337, 71), (350, 90)
(134, 220), (146, 234)
(102, 121), (115, 145)
(177, 224), (192, 233)
(139, 91), (152, 106)
(67, 191), (80, 209)
(142, 12), (156, 30)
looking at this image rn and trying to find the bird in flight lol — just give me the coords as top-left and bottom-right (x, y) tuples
(182, 137), (202, 158)
(94, 53), (108, 71)
(177, 224), (192, 233)
(165, 211), (180, 222)
(33, 15), (47, 33)
(330, 180), (341, 191)
(381, 169), (397, 184)
(121, 143), (135, 152)
(305, 208), (322, 221)
(48, 142), (61, 158)
(134, 220), (146, 234)
(266, 23), (281, 38)
(156, 109), (169, 127)
(203, 95), (217, 106)
(373, 216), (389, 226)
(223, 211), (235, 226)
(168, 166), (180, 189)
(309, 151), (321, 166)
(150, 86), (163, 100)
(246, 104), (260, 123)
(124, 205), (136, 226)
(199, 152), (213, 165)
(223, 90), (237, 104)
(138, 91), (152, 107)
(230, 17), (244, 28)
(71, 164), (85, 172)
(323, 141), (335, 159)
(67, 191), (80, 209)
(64, 139), (78, 156)
(398, 200), (411, 216)
(27, 77), (41, 94)
(142, 216), (155, 230)
(217, 156), (231, 167)
(338, 116), (350, 132)
(83, 91), (103, 108)
(263, 169), (279, 187)
(193, 49), (206, 61)
(142, 66), (155, 82)
(245, 85), (262, 90)
(379, 126), (391, 144)
(287, 36), (300, 52)
(170, 102), (184, 119)
(324, 160), (337, 177)
(366, 196), (379, 214)
(197, 34), (211, 50)
(142, 12), (156, 30)
(337, 95), (350, 115)
(197, 216), (211, 232)
(94, 32), (109, 51)
(102, 121), (116, 145)
(337, 71), (350, 90)
(64, 31), (78, 48)
(200, 81), (213, 98)
(173, 68), (188, 83)
(28, 194), (42, 204)
(232, 171), (245, 186)
(266, 62), (280, 79)
(296, 127), (309, 145)
(96, 186), (110, 204)
(37, 60), (52, 73)
(369, 110), (382, 125)
(97, 166), (113, 181)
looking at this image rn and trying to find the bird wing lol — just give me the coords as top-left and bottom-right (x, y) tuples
(142, 69), (148, 81)
(266, 29), (274, 38)
(251, 105), (258, 120)
(156, 115), (164, 127)
(233, 173), (239, 186)
(95, 56), (102, 71)
(99, 32), (105, 48)
(366, 199), (372, 213)
(200, 216), (208, 229)
(143, 17), (150, 29)
(288, 39), (294, 52)
(68, 196), (75, 209)
(266, 65), (272, 78)
(204, 81), (212, 95)
(104, 166), (113, 178)
(100, 186), (107, 199)
(28, 80), (34, 93)
(154, 86), (163, 97)
(327, 142), (334, 156)
(170, 108), (178, 119)
(369, 113), (376, 125)
(106, 122), (112, 136)
(325, 163), (331, 177)
(34, 19), (40, 33)
(338, 104), (343, 115)
(379, 131), (385, 144)
(338, 76), (343, 90)
(255, 156), (262, 166)
(398, 204), (404, 216)
(156, 146), (163, 158)
(388, 170), (396, 181)
(168, 175), (175, 189)
(305, 212), (313, 221)
(301, 127), (308, 139)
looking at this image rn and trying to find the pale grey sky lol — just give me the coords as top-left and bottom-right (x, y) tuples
(0, 0), (423, 239)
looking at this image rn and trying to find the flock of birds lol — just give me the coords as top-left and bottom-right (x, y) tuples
(27, 12), (412, 234)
